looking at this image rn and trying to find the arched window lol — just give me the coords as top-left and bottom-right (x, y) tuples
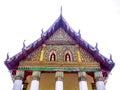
(50, 53), (56, 61)
(65, 53), (71, 61)
(64, 50), (72, 62)
(49, 50), (57, 61)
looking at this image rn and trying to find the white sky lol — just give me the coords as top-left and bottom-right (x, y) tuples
(0, 0), (120, 90)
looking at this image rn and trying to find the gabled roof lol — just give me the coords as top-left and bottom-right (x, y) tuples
(4, 14), (115, 72)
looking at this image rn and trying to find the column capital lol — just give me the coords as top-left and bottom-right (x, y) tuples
(32, 71), (41, 80)
(78, 72), (87, 81)
(94, 71), (103, 81)
(55, 71), (64, 81)
(15, 70), (24, 80)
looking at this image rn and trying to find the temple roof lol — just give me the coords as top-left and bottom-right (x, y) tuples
(4, 14), (115, 72)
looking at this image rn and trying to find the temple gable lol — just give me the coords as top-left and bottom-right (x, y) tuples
(4, 14), (114, 90)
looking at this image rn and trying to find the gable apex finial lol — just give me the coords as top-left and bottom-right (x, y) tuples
(60, 6), (62, 16)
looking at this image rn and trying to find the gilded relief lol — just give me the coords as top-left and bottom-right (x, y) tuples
(25, 47), (41, 61)
(79, 47), (96, 62)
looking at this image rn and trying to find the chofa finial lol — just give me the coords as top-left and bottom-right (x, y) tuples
(60, 6), (62, 16)
(110, 54), (112, 60)
(95, 43), (99, 51)
(23, 40), (26, 49)
(6, 52), (9, 60)
(41, 28), (44, 34)
(78, 29), (81, 38)
(41, 28), (44, 37)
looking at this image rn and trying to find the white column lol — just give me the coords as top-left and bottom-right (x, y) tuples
(95, 72), (106, 90)
(96, 81), (105, 90)
(56, 80), (63, 90)
(13, 80), (22, 90)
(13, 71), (24, 90)
(30, 80), (39, 90)
(79, 81), (88, 90)
(55, 71), (63, 90)
(30, 71), (40, 90)
(78, 72), (88, 90)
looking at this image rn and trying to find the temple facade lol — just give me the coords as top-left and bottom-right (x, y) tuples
(4, 14), (115, 90)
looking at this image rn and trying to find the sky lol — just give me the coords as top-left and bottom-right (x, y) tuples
(0, 0), (120, 90)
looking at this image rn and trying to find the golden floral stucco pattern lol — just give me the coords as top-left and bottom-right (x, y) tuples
(79, 47), (96, 62)
(25, 47), (41, 61)
(45, 28), (76, 44)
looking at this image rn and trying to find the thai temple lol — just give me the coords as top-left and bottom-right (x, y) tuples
(4, 11), (115, 90)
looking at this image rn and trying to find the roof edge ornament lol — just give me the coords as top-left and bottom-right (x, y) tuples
(95, 43), (99, 52)
(78, 29), (81, 38)
(41, 28), (44, 37)
(22, 40), (26, 50)
(6, 52), (9, 61)
(110, 54), (112, 60)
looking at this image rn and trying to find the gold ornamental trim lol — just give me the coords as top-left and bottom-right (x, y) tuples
(19, 61), (100, 68)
